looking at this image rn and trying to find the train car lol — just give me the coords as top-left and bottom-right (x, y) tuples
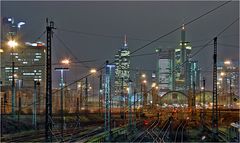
(229, 122), (240, 142)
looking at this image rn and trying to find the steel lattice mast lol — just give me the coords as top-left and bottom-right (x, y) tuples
(45, 19), (54, 142)
(212, 37), (218, 141)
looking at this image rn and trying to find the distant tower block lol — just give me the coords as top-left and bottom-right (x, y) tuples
(114, 35), (130, 97)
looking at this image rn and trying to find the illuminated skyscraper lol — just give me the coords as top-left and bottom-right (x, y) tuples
(174, 24), (194, 92)
(1, 17), (26, 84)
(114, 35), (130, 96)
(156, 49), (174, 96)
(1, 42), (46, 88)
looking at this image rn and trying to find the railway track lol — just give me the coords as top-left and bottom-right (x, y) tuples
(3, 123), (102, 142)
(151, 117), (172, 143)
(130, 117), (172, 143)
(138, 119), (161, 142)
(131, 119), (159, 142)
(159, 118), (172, 142)
(203, 122), (229, 142)
(68, 127), (104, 142)
(174, 120), (187, 143)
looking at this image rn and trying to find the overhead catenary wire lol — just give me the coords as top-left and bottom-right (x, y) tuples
(130, 0), (232, 55)
(130, 43), (216, 58)
(56, 27), (151, 42)
(53, 33), (91, 69)
(55, 1), (231, 55)
(172, 17), (239, 74)
(32, 30), (46, 43)
(55, 27), (240, 46)
(0, 60), (97, 70)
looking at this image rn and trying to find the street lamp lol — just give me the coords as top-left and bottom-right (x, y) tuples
(151, 82), (156, 88)
(8, 39), (18, 119)
(55, 59), (70, 141)
(220, 72), (226, 77)
(8, 40), (18, 48)
(90, 68), (97, 74)
(151, 82), (157, 107)
(224, 60), (231, 65)
(89, 68), (97, 108)
(84, 68), (97, 113)
(140, 73), (147, 110)
(61, 59), (70, 65)
(143, 80), (147, 84)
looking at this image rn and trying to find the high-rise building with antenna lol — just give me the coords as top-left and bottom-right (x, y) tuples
(174, 24), (192, 91)
(157, 24), (201, 95)
(114, 35), (130, 96)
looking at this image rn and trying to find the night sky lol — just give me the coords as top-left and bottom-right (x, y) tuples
(1, 1), (239, 89)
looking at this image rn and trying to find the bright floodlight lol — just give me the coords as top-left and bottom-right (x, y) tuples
(151, 82), (156, 88)
(8, 40), (18, 48)
(224, 60), (231, 65)
(90, 68), (97, 74)
(143, 80), (147, 84)
(141, 74), (146, 78)
(220, 72), (225, 76)
(61, 59), (70, 65)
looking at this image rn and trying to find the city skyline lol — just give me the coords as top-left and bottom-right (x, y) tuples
(1, 1), (239, 90)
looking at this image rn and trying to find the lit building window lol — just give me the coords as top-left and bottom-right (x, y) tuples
(23, 73), (35, 76)
(10, 53), (18, 55)
(35, 53), (41, 55)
